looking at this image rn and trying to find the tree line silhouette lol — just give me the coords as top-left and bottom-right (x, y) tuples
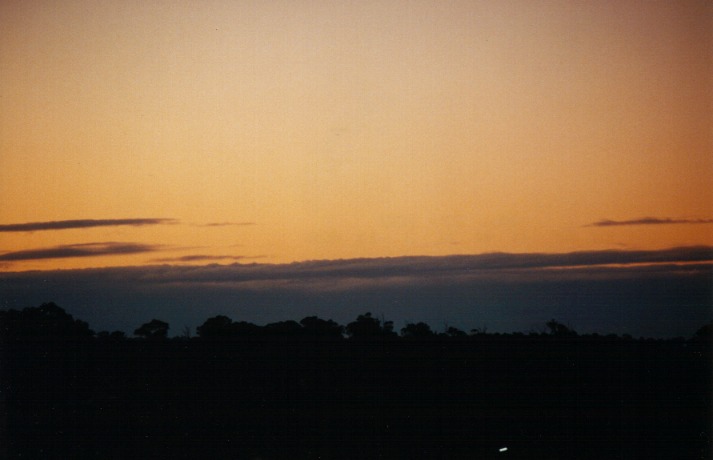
(5, 302), (710, 342)
(1, 302), (711, 459)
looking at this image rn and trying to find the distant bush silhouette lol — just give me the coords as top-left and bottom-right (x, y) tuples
(134, 318), (169, 339)
(263, 319), (303, 337)
(96, 330), (126, 341)
(196, 314), (346, 340)
(546, 319), (577, 337)
(345, 312), (396, 339)
(196, 314), (235, 338)
(694, 321), (712, 340)
(196, 315), (263, 338)
(0, 302), (93, 341)
(443, 326), (467, 338)
(3, 303), (710, 345)
(400, 321), (435, 338)
(299, 315), (344, 338)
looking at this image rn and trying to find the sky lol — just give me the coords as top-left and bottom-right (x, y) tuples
(0, 1), (711, 336)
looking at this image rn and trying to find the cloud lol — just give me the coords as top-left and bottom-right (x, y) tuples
(126, 245), (713, 285)
(0, 242), (162, 261)
(1, 246), (711, 338)
(151, 254), (263, 263)
(2, 244), (710, 278)
(0, 218), (177, 232)
(588, 217), (713, 227)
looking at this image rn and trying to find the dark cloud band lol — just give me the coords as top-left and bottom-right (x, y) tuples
(0, 218), (177, 232)
(0, 242), (161, 261)
(588, 217), (713, 227)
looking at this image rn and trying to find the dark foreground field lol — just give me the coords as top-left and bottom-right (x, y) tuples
(3, 334), (711, 459)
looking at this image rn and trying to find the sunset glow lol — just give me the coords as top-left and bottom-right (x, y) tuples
(1, 1), (711, 273)
(3, 7), (712, 458)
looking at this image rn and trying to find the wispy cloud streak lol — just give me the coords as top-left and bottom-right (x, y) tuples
(0, 218), (177, 232)
(152, 254), (263, 263)
(0, 242), (161, 261)
(588, 217), (713, 227)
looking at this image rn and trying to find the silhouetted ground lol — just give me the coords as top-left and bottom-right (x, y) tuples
(3, 336), (710, 459)
(1, 305), (711, 458)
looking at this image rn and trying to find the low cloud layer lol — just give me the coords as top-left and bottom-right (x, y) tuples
(0, 218), (177, 232)
(127, 245), (713, 285)
(588, 217), (713, 227)
(1, 246), (711, 338)
(0, 242), (161, 261)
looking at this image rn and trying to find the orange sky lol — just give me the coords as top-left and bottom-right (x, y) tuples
(1, 0), (711, 272)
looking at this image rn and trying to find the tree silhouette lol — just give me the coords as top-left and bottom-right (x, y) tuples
(443, 326), (467, 338)
(196, 315), (263, 338)
(134, 319), (169, 339)
(400, 322), (435, 338)
(264, 320), (302, 337)
(299, 316), (344, 338)
(546, 319), (577, 337)
(0, 302), (93, 340)
(196, 315), (234, 338)
(694, 321), (712, 340)
(345, 312), (396, 339)
(96, 330), (126, 341)
(231, 320), (262, 337)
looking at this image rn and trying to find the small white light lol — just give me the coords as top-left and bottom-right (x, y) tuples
(499, 447), (508, 452)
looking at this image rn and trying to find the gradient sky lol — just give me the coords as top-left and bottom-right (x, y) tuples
(1, 0), (711, 272)
(1, 1), (712, 337)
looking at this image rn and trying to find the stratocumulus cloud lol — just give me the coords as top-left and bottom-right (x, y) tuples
(0, 218), (177, 232)
(0, 242), (162, 261)
(588, 217), (713, 227)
